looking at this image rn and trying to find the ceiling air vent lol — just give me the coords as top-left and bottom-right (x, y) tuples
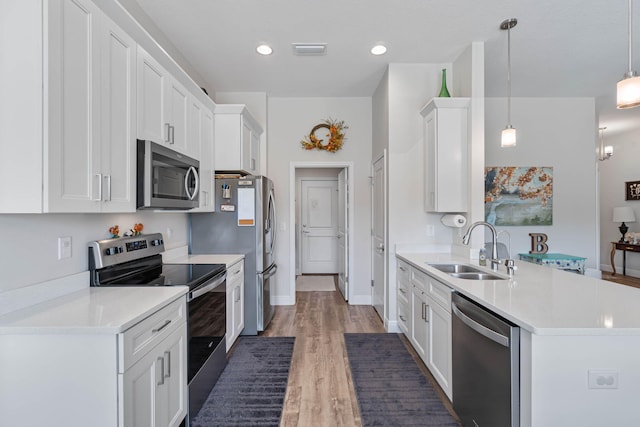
(292, 43), (327, 56)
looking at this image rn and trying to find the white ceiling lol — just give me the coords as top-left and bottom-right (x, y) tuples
(133, 0), (640, 136)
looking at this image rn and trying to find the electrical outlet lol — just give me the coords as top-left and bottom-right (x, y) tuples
(58, 236), (72, 260)
(426, 224), (435, 237)
(588, 370), (618, 389)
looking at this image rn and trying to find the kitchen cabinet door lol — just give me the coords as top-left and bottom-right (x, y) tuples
(226, 260), (245, 351)
(426, 297), (452, 400)
(46, 0), (102, 212)
(166, 79), (189, 154)
(137, 46), (168, 146)
(194, 107), (215, 211)
(421, 97), (470, 213)
(396, 261), (411, 335)
(99, 12), (137, 212)
(214, 104), (263, 174)
(122, 324), (187, 427)
(411, 285), (428, 359)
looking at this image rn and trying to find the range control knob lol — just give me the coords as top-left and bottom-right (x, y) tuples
(105, 247), (116, 256)
(151, 239), (163, 247)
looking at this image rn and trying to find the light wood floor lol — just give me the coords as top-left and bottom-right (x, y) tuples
(601, 271), (640, 289)
(261, 276), (459, 427)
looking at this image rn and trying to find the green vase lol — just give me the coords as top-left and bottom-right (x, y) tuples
(438, 69), (450, 97)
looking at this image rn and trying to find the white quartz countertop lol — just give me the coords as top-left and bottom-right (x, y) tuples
(0, 286), (188, 334)
(167, 254), (244, 267)
(397, 251), (640, 336)
(161, 245), (244, 267)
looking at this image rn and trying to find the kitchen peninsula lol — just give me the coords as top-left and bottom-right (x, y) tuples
(397, 251), (640, 427)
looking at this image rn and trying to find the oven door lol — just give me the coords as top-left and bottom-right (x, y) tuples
(186, 270), (227, 417)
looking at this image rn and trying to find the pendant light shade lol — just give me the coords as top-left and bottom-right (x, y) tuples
(501, 126), (517, 148)
(617, 0), (640, 109)
(501, 18), (518, 147)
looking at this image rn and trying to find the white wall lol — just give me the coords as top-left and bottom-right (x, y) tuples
(267, 97), (372, 305)
(0, 213), (189, 292)
(599, 127), (640, 275)
(485, 97), (598, 269)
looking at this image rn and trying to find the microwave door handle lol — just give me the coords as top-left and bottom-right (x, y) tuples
(185, 166), (199, 200)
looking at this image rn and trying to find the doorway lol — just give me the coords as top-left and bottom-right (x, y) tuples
(299, 178), (339, 274)
(289, 162), (354, 303)
(371, 152), (386, 320)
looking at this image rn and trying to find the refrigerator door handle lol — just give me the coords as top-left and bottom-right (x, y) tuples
(260, 264), (278, 280)
(268, 188), (277, 254)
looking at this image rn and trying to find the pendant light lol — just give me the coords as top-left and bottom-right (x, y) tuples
(501, 18), (518, 147)
(598, 127), (614, 161)
(618, 0), (640, 109)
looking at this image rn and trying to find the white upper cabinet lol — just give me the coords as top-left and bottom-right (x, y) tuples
(214, 104), (263, 175)
(137, 46), (200, 159)
(191, 102), (216, 212)
(0, 0), (136, 213)
(420, 98), (470, 213)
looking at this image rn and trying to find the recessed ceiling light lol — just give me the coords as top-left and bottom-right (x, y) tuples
(370, 45), (387, 55)
(256, 44), (273, 55)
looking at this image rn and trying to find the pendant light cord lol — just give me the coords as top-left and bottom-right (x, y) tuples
(507, 23), (512, 125)
(629, 0), (634, 75)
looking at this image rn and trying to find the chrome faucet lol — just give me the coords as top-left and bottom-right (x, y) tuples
(462, 221), (501, 271)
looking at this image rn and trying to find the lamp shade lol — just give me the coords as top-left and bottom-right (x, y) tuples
(617, 75), (640, 109)
(613, 206), (636, 223)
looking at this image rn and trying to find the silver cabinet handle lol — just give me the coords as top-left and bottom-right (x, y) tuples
(425, 304), (429, 323)
(93, 174), (102, 201)
(399, 266), (407, 272)
(170, 125), (175, 144)
(152, 320), (171, 333)
(421, 302), (426, 320)
(399, 287), (406, 294)
(105, 175), (111, 201)
(157, 356), (165, 386)
(164, 351), (171, 378)
(399, 315), (406, 322)
(165, 123), (171, 142)
(235, 285), (241, 302)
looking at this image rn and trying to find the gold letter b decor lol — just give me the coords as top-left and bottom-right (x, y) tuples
(300, 118), (348, 153)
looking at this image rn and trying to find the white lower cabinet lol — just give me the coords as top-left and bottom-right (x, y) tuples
(0, 296), (187, 427)
(226, 260), (245, 351)
(398, 257), (453, 400)
(122, 325), (187, 427)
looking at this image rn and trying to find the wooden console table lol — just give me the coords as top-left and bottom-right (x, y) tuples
(518, 253), (586, 274)
(610, 242), (640, 275)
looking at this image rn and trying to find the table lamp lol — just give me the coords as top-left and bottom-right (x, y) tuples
(613, 206), (636, 242)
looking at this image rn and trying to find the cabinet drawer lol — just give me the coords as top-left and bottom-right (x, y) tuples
(411, 267), (428, 292)
(119, 297), (187, 373)
(227, 260), (244, 283)
(397, 299), (410, 333)
(397, 282), (410, 306)
(428, 277), (452, 311)
(397, 260), (410, 282)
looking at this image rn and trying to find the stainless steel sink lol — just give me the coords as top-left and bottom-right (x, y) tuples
(428, 263), (484, 274)
(449, 272), (506, 280)
(427, 263), (506, 280)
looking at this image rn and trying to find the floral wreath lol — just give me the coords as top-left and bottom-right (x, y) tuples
(301, 118), (348, 152)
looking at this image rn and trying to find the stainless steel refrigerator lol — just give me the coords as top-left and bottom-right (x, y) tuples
(190, 175), (277, 334)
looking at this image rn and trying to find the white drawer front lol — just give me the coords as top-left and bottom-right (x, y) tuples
(227, 260), (244, 283)
(411, 267), (428, 292)
(428, 277), (452, 311)
(119, 297), (187, 372)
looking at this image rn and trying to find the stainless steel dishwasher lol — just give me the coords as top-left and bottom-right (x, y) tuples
(451, 292), (520, 427)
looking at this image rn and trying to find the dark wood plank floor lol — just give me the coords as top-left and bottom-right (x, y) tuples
(261, 276), (459, 427)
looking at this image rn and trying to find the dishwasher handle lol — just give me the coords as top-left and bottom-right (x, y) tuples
(452, 300), (509, 347)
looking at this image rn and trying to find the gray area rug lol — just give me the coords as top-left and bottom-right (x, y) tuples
(344, 333), (459, 427)
(191, 336), (295, 427)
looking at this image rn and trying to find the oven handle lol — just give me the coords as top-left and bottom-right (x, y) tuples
(188, 271), (226, 302)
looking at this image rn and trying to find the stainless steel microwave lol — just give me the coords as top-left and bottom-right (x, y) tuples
(137, 140), (199, 210)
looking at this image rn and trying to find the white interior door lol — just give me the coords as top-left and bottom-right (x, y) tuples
(337, 169), (348, 300)
(372, 155), (386, 319)
(301, 179), (339, 274)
